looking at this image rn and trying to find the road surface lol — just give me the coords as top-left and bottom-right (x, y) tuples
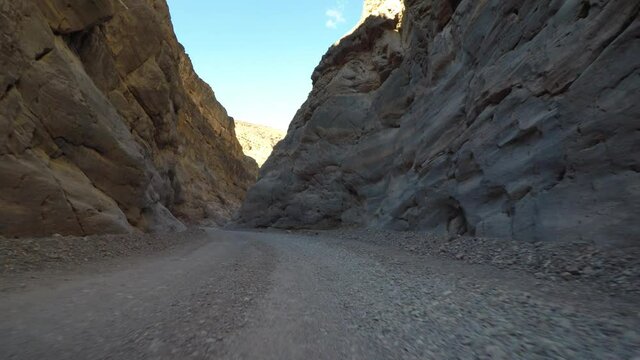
(1, 229), (638, 359)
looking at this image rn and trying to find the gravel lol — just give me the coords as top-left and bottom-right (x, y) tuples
(1, 228), (638, 359)
(0, 228), (208, 275)
(0, 230), (276, 359)
(230, 230), (640, 359)
(317, 228), (640, 296)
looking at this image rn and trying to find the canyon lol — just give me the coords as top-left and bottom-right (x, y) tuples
(2, 0), (637, 247)
(1, 0), (639, 358)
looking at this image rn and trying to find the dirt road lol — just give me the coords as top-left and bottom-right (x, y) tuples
(1, 229), (638, 359)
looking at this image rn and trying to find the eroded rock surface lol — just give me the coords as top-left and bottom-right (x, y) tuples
(240, 0), (640, 247)
(0, 0), (257, 237)
(235, 121), (285, 167)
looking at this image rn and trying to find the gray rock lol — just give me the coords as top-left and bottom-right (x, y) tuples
(239, 0), (640, 247)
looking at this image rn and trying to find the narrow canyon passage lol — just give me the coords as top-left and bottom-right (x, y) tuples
(1, 0), (639, 358)
(1, 230), (638, 359)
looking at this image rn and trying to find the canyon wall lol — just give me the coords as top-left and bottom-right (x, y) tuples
(0, 0), (257, 237)
(239, 0), (640, 247)
(235, 121), (285, 167)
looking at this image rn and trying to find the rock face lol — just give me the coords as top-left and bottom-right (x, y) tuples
(239, 0), (640, 247)
(235, 121), (285, 167)
(0, 0), (257, 237)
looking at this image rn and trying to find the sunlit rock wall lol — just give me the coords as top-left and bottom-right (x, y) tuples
(0, 0), (257, 237)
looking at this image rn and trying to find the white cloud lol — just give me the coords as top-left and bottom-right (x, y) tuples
(325, 1), (347, 29)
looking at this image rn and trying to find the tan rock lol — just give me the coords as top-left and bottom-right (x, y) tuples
(0, 0), (257, 237)
(234, 121), (285, 167)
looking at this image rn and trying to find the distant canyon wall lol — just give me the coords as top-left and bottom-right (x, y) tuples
(235, 121), (285, 167)
(239, 0), (640, 247)
(0, 0), (257, 237)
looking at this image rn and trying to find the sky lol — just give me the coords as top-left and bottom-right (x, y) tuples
(166, 0), (364, 130)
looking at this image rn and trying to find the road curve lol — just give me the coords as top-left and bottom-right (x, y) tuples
(1, 229), (638, 359)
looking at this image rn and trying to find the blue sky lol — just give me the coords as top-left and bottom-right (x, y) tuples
(166, 1), (363, 129)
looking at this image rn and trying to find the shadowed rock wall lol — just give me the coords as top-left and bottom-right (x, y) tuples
(0, 0), (257, 237)
(239, 0), (640, 247)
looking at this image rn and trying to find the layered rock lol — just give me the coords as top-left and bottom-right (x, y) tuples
(239, 0), (640, 247)
(235, 121), (285, 167)
(0, 0), (257, 237)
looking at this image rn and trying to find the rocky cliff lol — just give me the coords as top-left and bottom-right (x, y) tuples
(0, 0), (257, 237)
(235, 121), (285, 167)
(239, 0), (640, 247)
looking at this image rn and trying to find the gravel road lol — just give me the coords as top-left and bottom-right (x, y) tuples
(1, 229), (638, 359)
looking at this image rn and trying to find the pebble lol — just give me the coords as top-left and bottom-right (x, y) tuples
(560, 272), (573, 280)
(623, 330), (639, 343)
(484, 345), (508, 359)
